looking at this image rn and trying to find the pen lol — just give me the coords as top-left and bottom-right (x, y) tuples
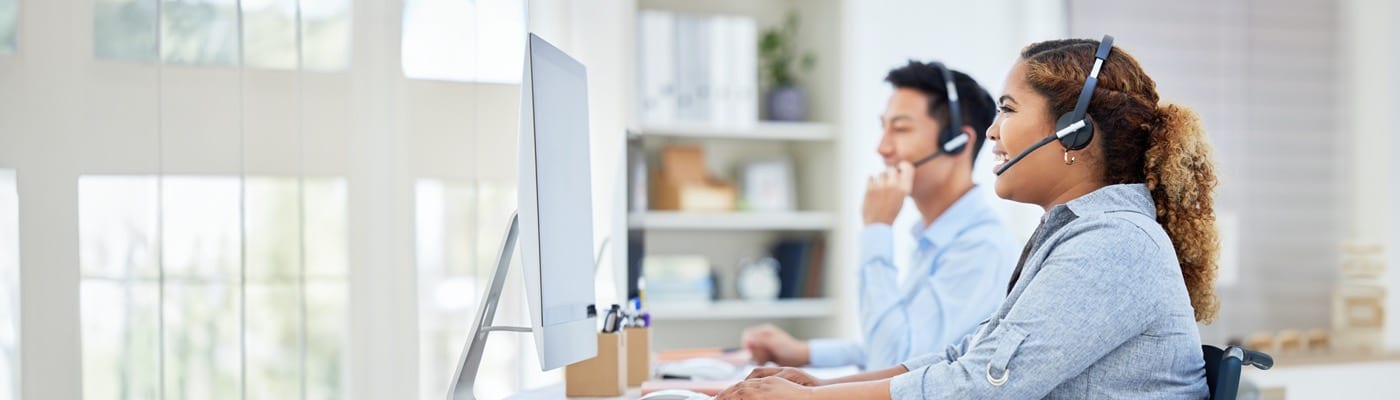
(610, 311), (624, 332)
(601, 309), (617, 333)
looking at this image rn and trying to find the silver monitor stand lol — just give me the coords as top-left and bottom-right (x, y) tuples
(446, 211), (529, 400)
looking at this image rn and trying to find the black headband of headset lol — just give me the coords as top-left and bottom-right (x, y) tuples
(932, 61), (964, 153)
(1068, 35), (1114, 125)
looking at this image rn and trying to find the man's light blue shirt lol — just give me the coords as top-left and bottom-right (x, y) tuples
(809, 185), (1016, 370)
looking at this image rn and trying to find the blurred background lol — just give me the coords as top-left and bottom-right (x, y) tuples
(0, 0), (1396, 399)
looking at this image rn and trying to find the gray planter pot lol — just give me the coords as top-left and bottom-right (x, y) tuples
(765, 84), (808, 122)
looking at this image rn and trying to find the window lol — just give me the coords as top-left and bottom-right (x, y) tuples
(78, 176), (161, 399)
(93, 0), (237, 64)
(0, 170), (19, 400)
(79, 175), (348, 400)
(95, 0), (352, 69)
(95, 0), (159, 61)
(244, 177), (349, 399)
(160, 0), (240, 65)
(0, 0), (16, 54)
(242, 0), (299, 69)
(242, 0), (353, 70)
(415, 179), (558, 400)
(158, 177), (242, 399)
(400, 0), (526, 83)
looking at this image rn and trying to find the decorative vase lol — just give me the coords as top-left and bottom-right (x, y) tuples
(737, 257), (781, 301)
(765, 84), (808, 122)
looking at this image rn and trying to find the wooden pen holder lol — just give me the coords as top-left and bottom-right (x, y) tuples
(625, 327), (652, 387)
(565, 332), (626, 397)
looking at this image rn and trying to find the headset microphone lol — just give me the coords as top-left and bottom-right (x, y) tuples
(993, 35), (1114, 176)
(993, 120), (1086, 175)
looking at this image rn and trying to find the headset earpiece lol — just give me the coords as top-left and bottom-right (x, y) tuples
(912, 61), (967, 167)
(1055, 35), (1114, 152)
(1055, 112), (1094, 150)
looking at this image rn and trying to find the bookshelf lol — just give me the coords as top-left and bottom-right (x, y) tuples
(628, 0), (846, 352)
(628, 211), (834, 231)
(649, 298), (834, 321)
(637, 121), (835, 141)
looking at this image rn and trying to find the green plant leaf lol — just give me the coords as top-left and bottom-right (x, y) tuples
(757, 9), (815, 87)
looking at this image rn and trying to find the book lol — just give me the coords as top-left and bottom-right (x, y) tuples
(771, 238), (812, 299)
(636, 11), (759, 127)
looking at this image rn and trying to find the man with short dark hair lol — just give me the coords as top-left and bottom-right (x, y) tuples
(743, 61), (1017, 370)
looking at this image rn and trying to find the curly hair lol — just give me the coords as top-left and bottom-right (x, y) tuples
(1021, 39), (1221, 322)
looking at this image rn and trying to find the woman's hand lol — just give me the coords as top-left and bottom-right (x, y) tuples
(744, 367), (827, 387)
(714, 376), (815, 400)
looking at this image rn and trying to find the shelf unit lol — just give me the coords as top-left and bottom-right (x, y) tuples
(637, 121), (835, 142)
(628, 210), (834, 231)
(629, 0), (846, 351)
(649, 298), (833, 321)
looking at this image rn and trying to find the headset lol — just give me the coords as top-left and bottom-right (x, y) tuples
(910, 61), (968, 167)
(994, 34), (1115, 176)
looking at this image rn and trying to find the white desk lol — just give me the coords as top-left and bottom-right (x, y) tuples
(1242, 353), (1400, 398)
(508, 366), (859, 400)
(508, 384), (641, 400)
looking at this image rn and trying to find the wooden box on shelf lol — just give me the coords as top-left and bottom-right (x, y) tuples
(651, 145), (736, 211)
(1332, 242), (1387, 353)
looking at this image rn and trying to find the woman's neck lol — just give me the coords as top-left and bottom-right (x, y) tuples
(1040, 178), (1108, 212)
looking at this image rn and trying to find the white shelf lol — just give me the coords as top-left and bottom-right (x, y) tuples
(637, 121), (835, 141)
(649, 298), (833, 321)
(628, 211), (834, 231)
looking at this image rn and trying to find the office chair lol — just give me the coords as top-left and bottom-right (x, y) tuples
(1202, 345), (1273, 400)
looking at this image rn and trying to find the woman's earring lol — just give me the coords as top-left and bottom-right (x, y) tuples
(1063, 149), (1077, 166)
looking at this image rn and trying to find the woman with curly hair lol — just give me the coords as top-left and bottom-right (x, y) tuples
(716, 36), (1219, 399)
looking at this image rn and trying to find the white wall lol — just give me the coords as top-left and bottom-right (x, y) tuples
(1394, 0), (1400, 351)
(836, 0), (1064, 340)
(1363, 0), (1400, 351)
(1340, 0), (1399, 353)
(1244, 360), (1400, 398)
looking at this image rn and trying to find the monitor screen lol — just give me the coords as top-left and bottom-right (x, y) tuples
(513, 33), (599, 372)
(527, 34), (596, 328)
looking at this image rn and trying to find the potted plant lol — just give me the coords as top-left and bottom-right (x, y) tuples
(759, 11), (816, 122)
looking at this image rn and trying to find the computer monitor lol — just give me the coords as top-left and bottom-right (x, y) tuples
(446, 33), (597, 400)
(516, 32), (598, 369)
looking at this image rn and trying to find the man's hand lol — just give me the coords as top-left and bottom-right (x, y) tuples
(863, 161), (914, 225)
(741, 324), (810, 367)
(714, 376), (815, 400)
(745, 367), (828, 387)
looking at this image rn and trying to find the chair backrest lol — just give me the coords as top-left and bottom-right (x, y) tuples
(1203, 345), (1225, 399)
(1203, 345), (1273, 400)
